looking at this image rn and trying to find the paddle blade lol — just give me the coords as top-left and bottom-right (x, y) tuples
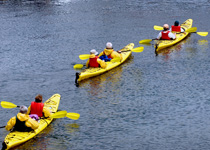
(132, 47), (144, 52)
(66, 112), (80, 120)
(196, 32), (208, 36)
(185, 27), (197, 33)
(1, 101), (17, 109)
(139, 39), (153, 44)
(79, 54), (90, 60)
(111, 57), (121, 62)
(154, 25), (163, 31)
(50, 110), (67, 118)
(74, 64), (84, 69)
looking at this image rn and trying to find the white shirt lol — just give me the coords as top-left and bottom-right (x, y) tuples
(157, 31), (176, 40)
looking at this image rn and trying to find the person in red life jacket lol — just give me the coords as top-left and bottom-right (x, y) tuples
(98, 42), (122, 61)
(27, 94), (51, 118)
(86, 49), (106, 69)
(156, 24), (176, 40)
(5, 105), (39, 132)
(170, 21), (185, 32)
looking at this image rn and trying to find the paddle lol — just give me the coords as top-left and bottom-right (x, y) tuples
(0, 111), (70, 129)
(73, 57), (121, 69)
(66, 112), (80, 120)
(154, 26), (208, 36)
(78, 47), (144, 61)
(121, 46), (144, 53)
(1, 101), (20, 109)
(139, 39), (157, 44)
(50, 110), (67, 118)
(79, 54), (90, 60)
(154, 25), (164, 31)
(1, 101), (80, 120)
(154, 25), (198, 32)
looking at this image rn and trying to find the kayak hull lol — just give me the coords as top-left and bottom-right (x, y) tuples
(2, 94), (60, 150)
(75, 43), (134, 83)
(155, 19), (193, 51)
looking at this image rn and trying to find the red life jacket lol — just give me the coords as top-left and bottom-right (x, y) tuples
(171, 25), (181, 32)
(89, 56), (99, 67)
(161, 31), (171, 40)
(30, 102), (44, 117)
(103, 51), (113, 59)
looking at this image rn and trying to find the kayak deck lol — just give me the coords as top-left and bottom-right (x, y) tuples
(155, 19), (193, 52)
(75, 43), (134, 83)
(2, 94), (60, 150)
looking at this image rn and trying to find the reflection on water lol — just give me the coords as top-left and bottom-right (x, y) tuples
(65, 123), (80, 133)
(198, 39), (209, 51)
(156, 40), (186, 59)
(155, 35), (192, 60)
(77, 56), (135, 104)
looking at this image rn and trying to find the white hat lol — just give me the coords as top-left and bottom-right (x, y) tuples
(90, 49), (98, 55)
(163, 24), (169, 29)
(106, 42), (113, 49)
(19, 105), (28, 114)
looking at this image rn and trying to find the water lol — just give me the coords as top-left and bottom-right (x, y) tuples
(0, 0), (210, 149)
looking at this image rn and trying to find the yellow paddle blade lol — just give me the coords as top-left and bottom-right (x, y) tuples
(66, 112), (80, 120)
(73, 64), (84, 69)
(79, 54), (90, 60)
(1, 101), (17, 109)
(132, 47), (144, 52)
(196, 32), (208, 36)
(185, 27), (197, 33)
(154, 25), (163, 31)
(50, 110), (67, 118)
(111, 57), (121, 62)
(139, 39), (153, 44)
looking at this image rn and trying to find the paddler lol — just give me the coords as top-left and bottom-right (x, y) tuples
(170, 21), (185, 32)
(156, 24), (176, 40)
(86, 49), (106, 69)
(27, 94), (51, 118)
(5, 105), (39, 132)
(98, 42), (122, 61)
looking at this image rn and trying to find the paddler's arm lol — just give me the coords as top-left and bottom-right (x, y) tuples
(43, 107), (51, 118)
(169, 32), (176, 40)
(26, 117), (39, 130)
(98, 51), (104, 57)
(86, 59), (90, 68)
(5, 116), (16, 131)
(156, 32), (162, 40)
(97, 58), (106, 69)
(111, 51), (122, 61)
(181, 27), (185, 32)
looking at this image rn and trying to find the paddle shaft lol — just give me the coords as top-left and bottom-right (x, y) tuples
(0, 126), (6, 128)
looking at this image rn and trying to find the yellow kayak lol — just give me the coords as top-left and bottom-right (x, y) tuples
(155, 19), (193, 52)
(75, 43), (134, 83)
(2, 94), (60, 150)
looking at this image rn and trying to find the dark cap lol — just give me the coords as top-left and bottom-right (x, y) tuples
(174, 21), (179, 26)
